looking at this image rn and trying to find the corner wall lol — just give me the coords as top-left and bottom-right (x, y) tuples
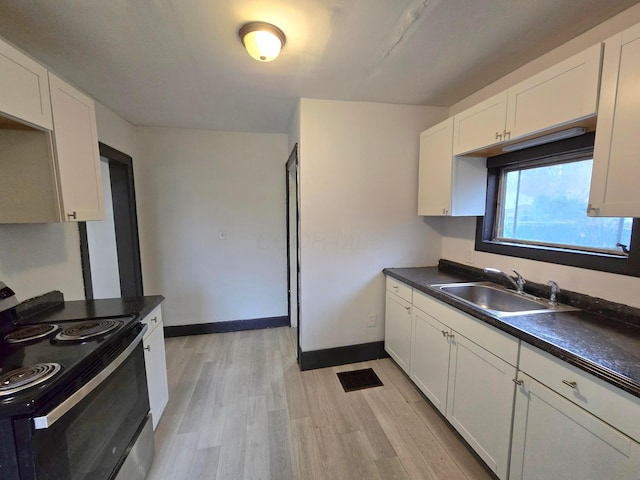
(298, 98), (447, 352)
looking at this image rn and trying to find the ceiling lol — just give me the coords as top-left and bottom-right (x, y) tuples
(0, 0), (638, 134)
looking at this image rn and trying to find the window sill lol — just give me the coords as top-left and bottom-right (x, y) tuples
(475, 218), (640, 277)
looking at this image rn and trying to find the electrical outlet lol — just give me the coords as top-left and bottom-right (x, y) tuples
(367, 314), (377, 327)
(465, 250), (474, 264)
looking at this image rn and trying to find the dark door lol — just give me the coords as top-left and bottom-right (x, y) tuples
(79, 143), (143, 299)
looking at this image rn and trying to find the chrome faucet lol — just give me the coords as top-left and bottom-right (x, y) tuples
(547, 280), (560, 306)
(484, 267), (526, 294)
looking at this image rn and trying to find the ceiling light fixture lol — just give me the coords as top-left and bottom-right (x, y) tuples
(239, 21), (286, 62)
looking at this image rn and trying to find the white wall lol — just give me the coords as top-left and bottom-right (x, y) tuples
(0, 223), (84, 301)
(298, 98), (447, 351)
(450, 3), (640, 115)
(95, 102), (139, 159)
(135, 127), (288, 327)
(86, 161), (121, 299)
(442, 3), (640, 308)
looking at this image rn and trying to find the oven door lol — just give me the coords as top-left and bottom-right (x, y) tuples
(16, 326), (151, 480)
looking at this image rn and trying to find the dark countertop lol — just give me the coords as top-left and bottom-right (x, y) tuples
(16, 295), (165, 325)
(383, 264), (640, 399)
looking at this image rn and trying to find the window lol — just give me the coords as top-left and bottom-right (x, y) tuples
(476, 132), (640, 276)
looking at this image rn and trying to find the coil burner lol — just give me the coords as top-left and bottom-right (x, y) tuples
(4, 324), (59, 344)
(55, 319), (122, 342)
(0, 363), (62, 396)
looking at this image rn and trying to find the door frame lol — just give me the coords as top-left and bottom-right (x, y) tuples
(79, 142), (143, 299)
(285, 143), (301, 360)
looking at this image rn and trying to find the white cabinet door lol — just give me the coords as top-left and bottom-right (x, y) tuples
(510, 373), (640, 480)
(418, 118), (453, 216)
(0, 39), (52, 130)
(453, 91), (507, 155)
(446, 332), (516, 480)
(417, 118), (487, 217)
(410, 306), (450, 414)
(589, 23), (640, 217)
(49, 73), (104, 221)
(384, 290), (412, 373)
(506, 43), (601, 141)
(142, 306), (169, 430)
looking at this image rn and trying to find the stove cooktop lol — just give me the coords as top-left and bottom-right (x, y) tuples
(0, 314), (139, 419)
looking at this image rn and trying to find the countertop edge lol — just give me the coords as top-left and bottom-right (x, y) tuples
(383, 267), (640, 400)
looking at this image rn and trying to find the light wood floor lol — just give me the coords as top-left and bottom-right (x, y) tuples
(146, 327), (494, 480)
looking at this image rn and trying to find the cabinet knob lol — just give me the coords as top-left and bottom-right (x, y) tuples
(503, 129), (511, 140)
(586, 204), (600, 216)
(67, 211), (77, 220)
(495, 132), (502, 141)
(144, 345), (151, 352)
(404, 306), (411, 313)
(512, 378), (524, 386)
(562, 379), (577, 389)
(441, 330), (449, 337)
(393, 286), (398, 291)
(152, 316), (158, 323)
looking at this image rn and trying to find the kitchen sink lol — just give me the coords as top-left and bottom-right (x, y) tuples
(433, 282), (579, 317)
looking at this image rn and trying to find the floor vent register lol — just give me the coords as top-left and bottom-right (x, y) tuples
(336, 368), (384, 392)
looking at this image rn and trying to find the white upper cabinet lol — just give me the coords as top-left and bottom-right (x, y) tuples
(418, 117), (486, 217)
(418, 118), (453, 215)
(0, 74), (104, 223)
(0, 38), (52, 130)
(452, 43), (602, 157)
(505, 43), (602, 141)
(49, 73), (104, 221)
(589, 22), (640, 217)
(453, 92), (508, 155)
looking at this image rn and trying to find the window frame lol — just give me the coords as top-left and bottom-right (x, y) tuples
(475, 132), (640, 277)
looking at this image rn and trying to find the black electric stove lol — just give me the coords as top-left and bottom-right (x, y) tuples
(0, 313), (139, 419)
(0, 288), (152, 480)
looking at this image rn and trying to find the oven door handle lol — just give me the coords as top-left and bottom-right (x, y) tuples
(33, 324), (147, 430)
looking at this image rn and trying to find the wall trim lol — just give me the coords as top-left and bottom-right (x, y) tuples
(164, 316), (289, 337)
(299, 341), (389, 371)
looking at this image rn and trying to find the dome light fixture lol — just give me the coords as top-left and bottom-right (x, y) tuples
(239, 21), (286, 62)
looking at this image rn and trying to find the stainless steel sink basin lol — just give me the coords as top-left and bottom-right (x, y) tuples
(433, 282), (579, 317)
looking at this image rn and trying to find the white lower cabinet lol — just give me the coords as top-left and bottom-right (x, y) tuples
(384, 289), (412, 373)
(141, 306), (169, 430)
(410, 307), (450, 413)
(408, 291), (517, 480)
(446, 333), (516, 479)
(510, 373), (640, 480)
(385, 276), (640, 480)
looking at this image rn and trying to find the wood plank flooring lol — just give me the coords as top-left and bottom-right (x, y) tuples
(147, 327), (494, 480)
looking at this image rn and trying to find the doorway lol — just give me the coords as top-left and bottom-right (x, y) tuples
(79, 143), (143, 299)
(286, 144), (301, 360)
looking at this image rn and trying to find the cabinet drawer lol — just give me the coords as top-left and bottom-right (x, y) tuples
(413, 289), (458, 322)
(413, 289), (519, 366)
(141, 305), (163, 338)
(386, 277), (412, 303)
(520, 343), (640, 442)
